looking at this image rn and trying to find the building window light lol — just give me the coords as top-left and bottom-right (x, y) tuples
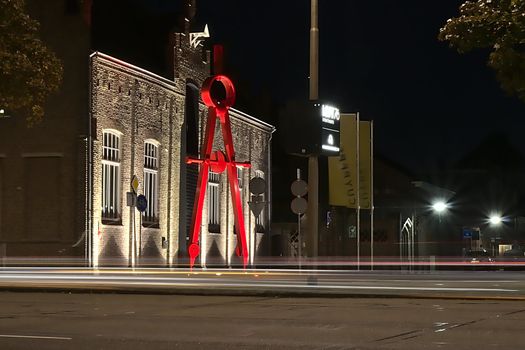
(101, 130), (121, 221)
(208, 171), (220, 233)
(143, 141), (160, 225)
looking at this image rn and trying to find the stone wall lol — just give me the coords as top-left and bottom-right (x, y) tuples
(90, 53), (183, 266)
(91, 48), (274, 267)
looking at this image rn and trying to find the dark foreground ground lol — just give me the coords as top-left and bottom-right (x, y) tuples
(0, 292), (524, 349)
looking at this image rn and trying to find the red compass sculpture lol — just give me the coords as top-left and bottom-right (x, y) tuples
(186, 47), (251, 268)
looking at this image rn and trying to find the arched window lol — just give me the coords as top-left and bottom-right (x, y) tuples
(237, 166), (244, 201)
(102, 130), (121, 220)
(144, 140), (159, 224)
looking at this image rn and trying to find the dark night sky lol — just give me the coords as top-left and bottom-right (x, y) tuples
(92, 0), (525, 173)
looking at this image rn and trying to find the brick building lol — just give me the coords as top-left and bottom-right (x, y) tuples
(0, 0), (274, 267)
(90, 46), (274, 267)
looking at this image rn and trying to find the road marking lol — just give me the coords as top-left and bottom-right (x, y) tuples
(0, 334), (71, 340)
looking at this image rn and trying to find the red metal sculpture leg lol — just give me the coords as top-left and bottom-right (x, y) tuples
(186, 108), (217, 268)
(186, 70), (251, 269)
(220, 110), (249, 265)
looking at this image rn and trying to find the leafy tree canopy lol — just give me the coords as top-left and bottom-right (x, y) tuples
(0, 0), (63, 125)
(439, 0), (525, 102)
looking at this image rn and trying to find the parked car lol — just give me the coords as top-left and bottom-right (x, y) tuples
(465, 249), (494, 264)
(503, 248), (525, 257)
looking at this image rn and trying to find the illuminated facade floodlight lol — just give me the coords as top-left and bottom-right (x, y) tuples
(489, 214), (502, 225)
(432, 200), (448, 213)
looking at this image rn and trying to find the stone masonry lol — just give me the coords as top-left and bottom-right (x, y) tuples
(90, 31), (274, 267)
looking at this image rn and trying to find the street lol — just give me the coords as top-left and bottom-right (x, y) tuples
(1, 268), (525, 299)
(1, 292), (525, 349)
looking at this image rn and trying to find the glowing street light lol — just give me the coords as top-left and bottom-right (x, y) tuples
(432, 200), (448, 213)
(489, 214), (502, 226)
(0, 109), (10, 118)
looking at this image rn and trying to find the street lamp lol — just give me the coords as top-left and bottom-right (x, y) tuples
(489, 214), (502, 226)
(432, 200), (448, 213)
(486, 213), (504, 256)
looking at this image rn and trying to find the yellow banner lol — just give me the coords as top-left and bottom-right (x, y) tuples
(328, 115), (373, 209)
(328, 114), (358, 208)
(359, 121), (372, 209)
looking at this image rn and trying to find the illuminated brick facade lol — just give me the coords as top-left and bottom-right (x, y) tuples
(90, 33), (274, 267)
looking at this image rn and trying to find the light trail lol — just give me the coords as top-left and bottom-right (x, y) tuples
(0, 269), (523, 299)
(1, 266), (525, 301)
(0, 275), (519, 293)
(0, 334), (72, 340)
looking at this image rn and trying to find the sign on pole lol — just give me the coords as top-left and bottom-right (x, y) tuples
(291, 173), (307, 266)
(248, 201), (265, 217)
(249, 177), (266, 195)
(291, 197), (307, 215)
(136, 194), (148, 213)
(319, 104), (340, 154)
(291, 179), (308, 197)
(248, 177), (267, 217)
(131, 175), (139, 194)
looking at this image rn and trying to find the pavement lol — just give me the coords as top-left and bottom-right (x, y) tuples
(1, 292), (525, 349)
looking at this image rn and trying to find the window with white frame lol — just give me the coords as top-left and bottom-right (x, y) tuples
(143, 141), (159, 224)
(232, 167), (244, 236)
(255, 170), (265, 232)
(237, 166), (244, 200)
(102, 130), (121, 220)
(208, 171), (220, 233)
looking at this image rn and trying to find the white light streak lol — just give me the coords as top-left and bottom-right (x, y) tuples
(0, 334), (72, 340)
(322, 145), (340, 152)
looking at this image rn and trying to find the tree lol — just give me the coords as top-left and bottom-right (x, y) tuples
(0, 0), (63, 125)
(439, 0), (525, 103)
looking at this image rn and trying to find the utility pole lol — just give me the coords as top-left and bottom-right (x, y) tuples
(309, 0), (319, 101)
(306, 0), (319, 258)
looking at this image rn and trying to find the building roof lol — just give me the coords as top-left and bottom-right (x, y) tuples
(90, 51), (275, 133)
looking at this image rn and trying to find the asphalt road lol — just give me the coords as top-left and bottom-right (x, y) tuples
(1, 268), (525, 300)
(1, 292), (525, 349)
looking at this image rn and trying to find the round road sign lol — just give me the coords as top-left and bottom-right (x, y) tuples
(291, 197), (308, 215)
(291, 180), (308, 197)
(249, 177), (266, 195)
(136, 194), (148, 212)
